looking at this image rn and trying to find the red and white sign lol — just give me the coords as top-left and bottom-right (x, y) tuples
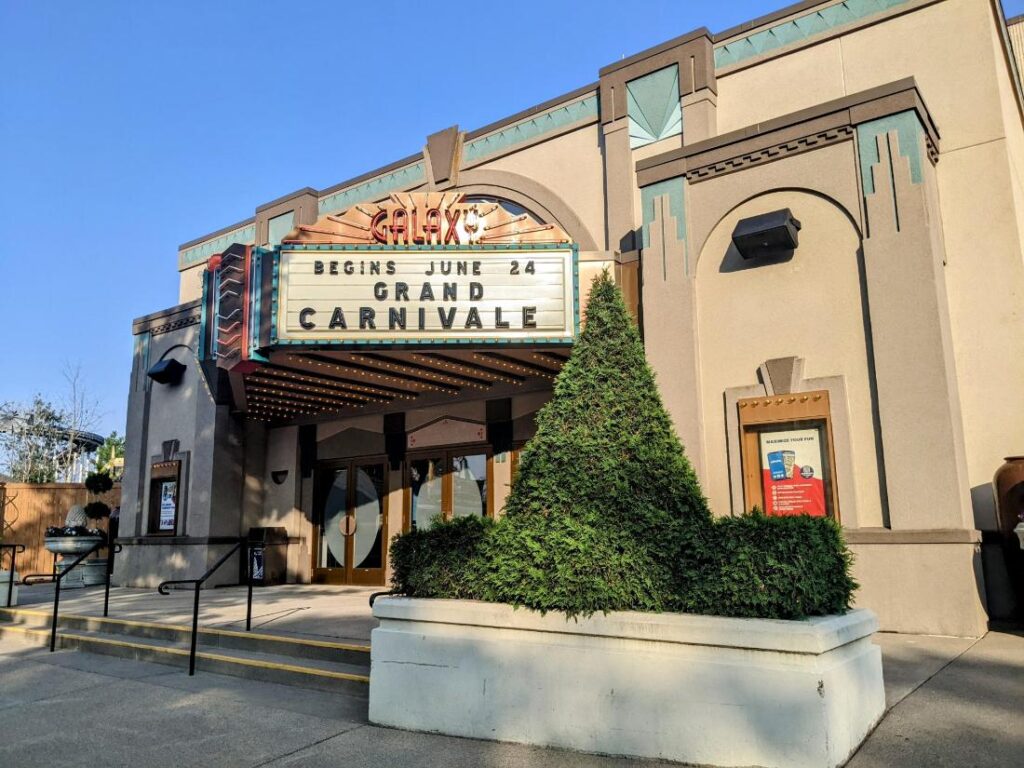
(759, 428), (828, 517)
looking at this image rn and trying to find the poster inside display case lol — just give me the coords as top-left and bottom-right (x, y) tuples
(758, 427), (828, 517)
(148, 460), (181, 535)
(739, 390), (838, 521)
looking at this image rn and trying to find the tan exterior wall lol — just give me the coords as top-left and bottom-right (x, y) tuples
(473, 124), (607, 252)
(179, 263), (205, 303)
(849, 539), (987, 636)
(711, 0), (1024, 535)
(694, 189), (883, 527)
(716, 39), (847, 134)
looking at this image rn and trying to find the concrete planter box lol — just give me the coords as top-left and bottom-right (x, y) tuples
(370, 599), (884, 768)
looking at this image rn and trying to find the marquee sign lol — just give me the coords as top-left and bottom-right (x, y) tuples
(270, 193), (578, 346)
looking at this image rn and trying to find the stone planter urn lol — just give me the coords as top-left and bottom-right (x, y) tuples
(44, 535), (103, 590)
(79, 558), (109, 586)
(1, 570), (18, 607)
(994, 456), (1024, 534)
(44, 536), (104, 555)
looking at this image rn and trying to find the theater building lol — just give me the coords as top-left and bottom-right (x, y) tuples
(117, 0), (1024, 638)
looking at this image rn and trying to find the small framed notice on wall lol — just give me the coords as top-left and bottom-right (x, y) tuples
(738, 391), (838, 520)
(148, 460), (181, 535)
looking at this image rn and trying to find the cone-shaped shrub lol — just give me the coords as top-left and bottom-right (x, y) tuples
(474, 271), (710, 616)
(389, 271), (856, 621)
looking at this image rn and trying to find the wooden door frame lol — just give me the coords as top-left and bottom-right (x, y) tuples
(311, 455), (390, 586)
(348, 457), (389, 586)
(403, 444), (495, 533)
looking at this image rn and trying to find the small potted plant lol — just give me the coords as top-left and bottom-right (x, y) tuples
(80, 471), (114, 585)
(42, 470), (114, 589)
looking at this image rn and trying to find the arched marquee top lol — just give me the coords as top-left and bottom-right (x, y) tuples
(283, 192), (573, 247)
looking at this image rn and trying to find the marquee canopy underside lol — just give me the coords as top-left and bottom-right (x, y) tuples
(235, 347), (569, 423)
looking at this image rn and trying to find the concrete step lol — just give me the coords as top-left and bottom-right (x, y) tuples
(0, 610), (371, 695)
(0, 606), (371, 667)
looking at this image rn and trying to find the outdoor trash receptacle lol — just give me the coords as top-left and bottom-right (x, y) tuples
(248, 527), (288, 586)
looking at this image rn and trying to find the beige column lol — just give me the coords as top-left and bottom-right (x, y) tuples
(491, 452), (514, 519)
(860, 127), (972, 531)
(384, 466), (404, 585)
(641, 189), (706, 482)
(602, 119), (637, 254)
(681, 89), (717, 145)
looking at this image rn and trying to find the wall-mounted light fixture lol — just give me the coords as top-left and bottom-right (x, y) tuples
(147, 358), (187, 385)
(271, 470), (289, 485)
(731, 209), (801, 260)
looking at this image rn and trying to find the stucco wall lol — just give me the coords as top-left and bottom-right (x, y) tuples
(694, 189), (882, 526)
(712, 0), (1024, 533)
(471, 124), (607, 252)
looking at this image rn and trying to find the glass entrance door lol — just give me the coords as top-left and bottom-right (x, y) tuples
(405, 450), (490, 530)
(314, 460), (388, 585)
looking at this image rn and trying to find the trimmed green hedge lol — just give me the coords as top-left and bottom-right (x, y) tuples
(669, 511), (857, 620)
(390, 511), (855, 621)
(388, 272), (856, 621)
(389, 515), (491, 600)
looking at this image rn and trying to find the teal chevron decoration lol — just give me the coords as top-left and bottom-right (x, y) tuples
(856, 110), (924, 195)
(179, 223), (256, 269)
(463, 93), (599, 164)
(134, 331), (151, 390)
(627, 66), (683, 149)
(318, 161), (425, 216)
(715, 0), (910, 68)
(641, 177), (687, 253)
(267, 211), (294, 247)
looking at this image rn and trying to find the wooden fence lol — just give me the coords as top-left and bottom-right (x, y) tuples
(0, 482), (121, 578)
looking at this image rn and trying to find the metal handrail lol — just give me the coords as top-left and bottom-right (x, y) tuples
(23, 538), (122, 652)
(156, 539), (253, 676)
(1, 543), (26, 608)
(368, 589), (399, 607)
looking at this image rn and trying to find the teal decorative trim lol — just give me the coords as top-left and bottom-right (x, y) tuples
(198, 274), (209, 362)
(267, 211), (295, 247)
(856, 110), (924, 195)
(179, 223), (256, 270)
(249, 249), (269, 362)
(627, 66), (683, 149)
(270, 249), (280, 345)
(641, 178), (686, 250)
(463, 94), (599, 164)
(318, 162), (425, 215)
(134, 332), (151, 391)
(714, 0), (910, 68)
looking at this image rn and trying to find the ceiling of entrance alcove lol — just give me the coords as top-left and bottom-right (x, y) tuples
(239, 347), (568, 424)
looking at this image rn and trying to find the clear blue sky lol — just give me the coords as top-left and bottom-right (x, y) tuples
(2, 0), (1022, 436)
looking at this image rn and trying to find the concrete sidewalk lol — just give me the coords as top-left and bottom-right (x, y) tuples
(848, 629), (1024, 767)
(14, 583), (380, 643)
(2, 628), (1022, 767)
